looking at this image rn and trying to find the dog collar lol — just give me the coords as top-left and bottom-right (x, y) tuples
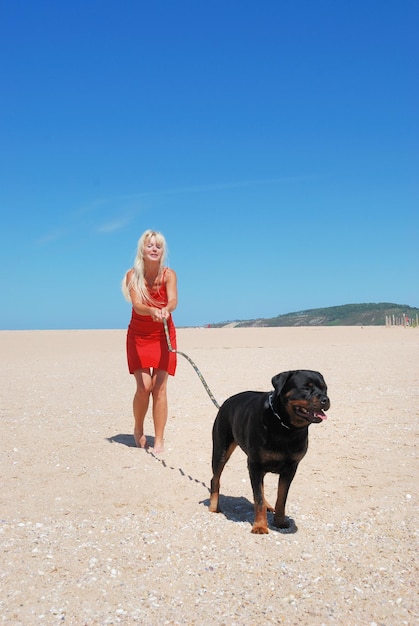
(268, 393), (291, 430)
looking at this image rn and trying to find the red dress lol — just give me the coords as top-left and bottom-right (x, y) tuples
(126, 269), (177, 375)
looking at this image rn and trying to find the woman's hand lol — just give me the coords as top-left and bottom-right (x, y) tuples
(150, 307), (170, 322)
(150, 308), (163, 322)
(160, 307), (171, 320)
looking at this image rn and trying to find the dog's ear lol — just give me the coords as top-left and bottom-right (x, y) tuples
(271, 371), (294, 394)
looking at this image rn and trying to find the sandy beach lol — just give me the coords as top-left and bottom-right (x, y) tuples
(1, 326), (418, 625)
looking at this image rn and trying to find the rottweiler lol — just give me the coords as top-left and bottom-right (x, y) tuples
(209, 369), (330, 534)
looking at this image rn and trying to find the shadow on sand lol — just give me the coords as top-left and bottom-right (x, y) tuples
(106, 433), (209, 491)
(200, 494), (298, 533)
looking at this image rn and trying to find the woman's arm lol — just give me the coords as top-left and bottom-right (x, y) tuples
(126, 269), (161, 320)
(161, 268), (178, 319)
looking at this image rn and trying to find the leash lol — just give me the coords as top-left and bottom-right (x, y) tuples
(268, 393), (291, 430)
(163, 318), (220, 409)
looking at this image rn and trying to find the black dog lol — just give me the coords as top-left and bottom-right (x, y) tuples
(209, 370), (330, 534)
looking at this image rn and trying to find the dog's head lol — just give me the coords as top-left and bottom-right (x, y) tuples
(271, 370), (330, 428)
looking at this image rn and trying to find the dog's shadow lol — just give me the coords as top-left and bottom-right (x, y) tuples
(107, 434), (297, 533)
(200, 495), (298, 534)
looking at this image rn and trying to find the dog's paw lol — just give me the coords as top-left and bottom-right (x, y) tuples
(251, 525), (269, 534)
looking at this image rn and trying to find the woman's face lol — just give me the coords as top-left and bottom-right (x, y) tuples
(143, 236), (163, 263)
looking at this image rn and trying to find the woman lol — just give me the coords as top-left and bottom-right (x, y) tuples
(122, 230), (177, 453)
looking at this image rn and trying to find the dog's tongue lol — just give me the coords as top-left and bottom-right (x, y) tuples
(315, 410), (327, 420)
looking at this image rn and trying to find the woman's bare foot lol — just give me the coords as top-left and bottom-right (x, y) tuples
(134, 431), (148, 449)
(153, 439), (164, 454)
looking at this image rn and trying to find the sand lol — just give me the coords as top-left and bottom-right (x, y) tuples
(0, 326), (418, 625)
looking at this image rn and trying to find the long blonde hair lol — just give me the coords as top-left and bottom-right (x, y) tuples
(122, 230), (168, 306)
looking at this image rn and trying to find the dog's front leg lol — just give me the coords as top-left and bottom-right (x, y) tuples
(248, 463), (269, 534)
(273, 463), (298, 528)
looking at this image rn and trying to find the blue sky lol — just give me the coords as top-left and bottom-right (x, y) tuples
(1, 0), (417, 329)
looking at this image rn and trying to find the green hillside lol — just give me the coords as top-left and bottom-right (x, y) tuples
(212, 303), (419, 328)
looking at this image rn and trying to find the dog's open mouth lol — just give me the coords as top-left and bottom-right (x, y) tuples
(294, 406), (327, 423)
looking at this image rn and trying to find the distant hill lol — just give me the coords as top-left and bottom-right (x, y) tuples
(211, 303), (419, 328)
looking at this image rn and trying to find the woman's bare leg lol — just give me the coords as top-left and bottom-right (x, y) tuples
(151, 369), (169, 453)
(133, 369), (152, 448)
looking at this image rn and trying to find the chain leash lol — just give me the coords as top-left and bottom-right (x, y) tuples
(163, 318), (220, 409)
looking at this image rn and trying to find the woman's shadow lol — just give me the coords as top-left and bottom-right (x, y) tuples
(107, 433), (297, 533)
(107, 433), (138, 447)
(106, 432), (208, 490)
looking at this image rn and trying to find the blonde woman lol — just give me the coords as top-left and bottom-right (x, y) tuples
(122, 230), (177, 453)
